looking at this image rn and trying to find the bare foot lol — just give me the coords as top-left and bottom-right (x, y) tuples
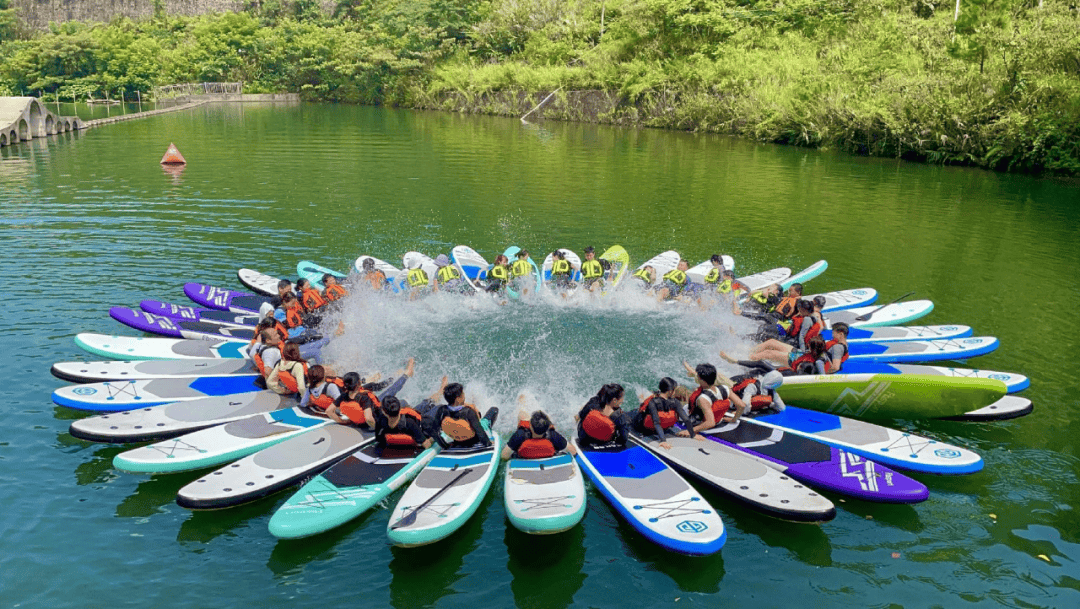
(719, 351), (738, 364)
(404, 357), (415, 377)
(367, 372), (382, 383)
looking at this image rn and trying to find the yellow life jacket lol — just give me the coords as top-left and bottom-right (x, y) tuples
(581, 259), (603, 279)
(511, 259), (531, 277)
(716, 278), (733, 294)
(489, 264), (508, 281)
(662, 269), (687, 286)
(704, 268), (720, 284)
(437, 265), (460, 284)
(633, 268), (652, 283)
(407, 268), (429, 288)
(751, 291), (769, 305)
(552, 259), (571, 276)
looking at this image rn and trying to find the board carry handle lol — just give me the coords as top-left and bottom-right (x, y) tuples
(854, 291), (915, 322)
(390, 467), (473, 530)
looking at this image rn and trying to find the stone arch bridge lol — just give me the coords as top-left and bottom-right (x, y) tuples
(0, 97), (83, 148)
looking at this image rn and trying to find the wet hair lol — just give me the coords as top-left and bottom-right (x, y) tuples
(710, 254), (722, 265)
(382, 396), (401, 417)
(517, 250), (528, 259)
(671, 385), (690, 403)
(306, 364), (326, 386)
(658, 377), (678, 394)
(600, 259), (611, 270)
(256, 317), (277, 331)
(296, 278), (310, 291)
(277, 279), (292, 291)
(530, 411), (552, 435)
(443, 382), (464, 405)
(790, 283), (804, 296)
(832, 322), (849, 337)
(695, 363), (717, 386)
(282, 291), (298, 304)
(722, 270), (735, 280)
(813, 295), (827, 309)
(552, 250), (565, 260)
(583, 246), (595, 254)
(597, 383), (625, 407)
(342, 371), (362, 393)
(281, 342), (305, 363)
(259, 328), (278, 342)
(323, 273), (336, 284)
(807, 336), (827, 357)
(797, 299), (814, 314)
(362, 258), (375, 270)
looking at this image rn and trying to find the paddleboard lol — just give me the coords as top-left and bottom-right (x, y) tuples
(139, 300), (260, 327)
(451, 245), (490, 291)
(353, 255), (403, 291)
(598, 245), (630, 290)
(184, 282), (270, 314)
(748, 406), (984, 474)
(237, 268), (282, 297)
(69, 391), (296, 443)
(74, 333), (250, 361)
(630, 251), (681, 288)
(736, 267), (792, 293)
(504, 452), (587, 535)
(830, 325), (973, 344)
(269, 443), (440, 539)
(943, 396), (1033, 422)
(827, 300), (935, 328)
(630, 433), (835, 522)
(298, 260), (346, 290)
(809, 288), (878, 313)
(777, 373), (1007, 420)
(846, 336), (999, 363)
(401, 252), (439, 291)
(51, 358), (261, 383)
(113, 406), (331, 474)
(540, 248), (583, 286)
(697, 420), (928, 503)
(838, 362), (1029, 393)
(109, 307), (256, 342)
(53, 376), (261, 411)
(501, 246), (542, 295)
(573, 441), (725, 555)
(387, 419), (501, 547)
(176, 423), (376, 510)
(686, 256), (736, 285)
(780, 260), (828, 288)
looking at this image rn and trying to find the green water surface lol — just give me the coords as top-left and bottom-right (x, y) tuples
(1, 103), (1078, 608)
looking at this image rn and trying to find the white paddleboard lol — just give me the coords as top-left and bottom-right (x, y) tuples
(686, 256), (735, 285)
(504, 452), (587, 534)
(74, 333), (250, 361)
(51, 358), (260, 383)
(451, 245), (490, 290)
(827, 300), (935, 328)
(540, 248), (583, 286)
(737, 267), (792, 292)
(401, 252), (438, 290)
(781, 260), (828, 288)
(237, 268), (283, 297)
(353, 255), (402, 290)
(809, 288), (878, 312)
(631, 251), (681, 287)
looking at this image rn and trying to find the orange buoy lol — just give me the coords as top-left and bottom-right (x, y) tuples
(160, 142), (187, 165)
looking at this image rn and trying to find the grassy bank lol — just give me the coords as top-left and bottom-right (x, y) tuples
(1, 0), (1077, 175)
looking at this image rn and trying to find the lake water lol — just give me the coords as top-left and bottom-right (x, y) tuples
(1, 103), (1078, 608)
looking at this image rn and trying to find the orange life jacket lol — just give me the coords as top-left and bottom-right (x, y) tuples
(324, 284), (348, 301)
(639, 395), (677, 430)
(301, 287), (327, 311)
(733, 378), (774, 411)
(689, 386), (731, 422)
(775, 296), (799, 319)
(382, 408), (422, 446)
(517, 438), (556, 459)
(338, 389), (381, 425)
(283, 306), (304, 329)
(276, 360), (308, 394)
(365, 271), (386, 290)
(825, 339), (848, 373)
(582, 410), (616, 442)
(308, 377), (345, 410)
(252, 344), (279, 377)
(788, 314), (823, 345)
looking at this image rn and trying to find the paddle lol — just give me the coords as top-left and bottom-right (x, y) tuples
(854, 291), (915, 322)
(389, 467), (473, 530)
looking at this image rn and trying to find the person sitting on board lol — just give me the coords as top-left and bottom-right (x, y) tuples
(485, 254), (511, 294)
(405, 260), (432, 300)
(274, 292), (322, 342)
(680, 361), (748, 433)
(358, 258), (387, 291)
(433, 254), (471, 295)
(733, 283), (782, 321)
(268, 279), (296, 309)
(372, 396), (433, 450)
(580, 246), (605, 292)
(717, 365), (787, 416)
(322, 274), (350, 302)
(502, 408), (575, 460)
(299, 365), (342, 411)
(773, 283), (804, 320)
(422, 382), (493, 449)
(810, 294), (829, 331)
(549, 250), (576, 291)
(266, 342), (309, 396)
(655, 259), (691, 301)
(326, 358), (415, 427)
(295, 278), (329, 313)
(824, 322), (850, 373)
(631, 265), (656, 287)
(249, 326), (283, 383)
(576, 383), (632, 448)
(702, 254), (727, 287)
(511, 249), (535, 296)
(632, 377), (697, 449)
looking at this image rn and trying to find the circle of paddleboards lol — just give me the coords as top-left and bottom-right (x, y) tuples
(827, 300), (935, 328)
(51, 358), (261, 383)
(237, 268), (283, 297)
(269, 443), (440, 539)
(53, 376), (262, 411)
(504, 452), (587, 535)
(109, 307), (256, 341)
(698, 420), (928, 503)
(838, 362), (1029, 393)
(176, 424), (376, 510)
(778, 373), (1008, 420)
(69, 391), (297, 443)
(942, 396), (1034, 422)
(113, 406), (332, 474)
(184, 282), (270, 314)
(747, 406), (983, 474)
(298, 260), (346, 290)
(353, 255), (403, 292)
(630, 432), (836, 522)
(808, 288), (878, 313)
(573, 440), (725, 555)
(598, 245), (630, 291)
(74, 333), (250, 360)
(846, 336), (999, 363)
(387, 419), (501, 547)
(736, 266), (792, 292)
(780, 260), (828, 289)
(139, 300), (260, 327)
(830, 325), (973, 344)
(540, 248), (583, 288)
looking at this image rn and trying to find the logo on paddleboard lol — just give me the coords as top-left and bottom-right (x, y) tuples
(963, 338), (983, 344)
(934, 448), (962, 459)
(988, 374), (1011, 381)
(942, 326), (958, 331)
(676, 520), (708, 534)
(71, 387), (97, 396)
(853, 290), (867, 295)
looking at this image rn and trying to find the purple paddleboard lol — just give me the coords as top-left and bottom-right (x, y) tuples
(698, 419), (928, 503)
(183, 282), (272, 314)
(110, 307), (257, 342)
(140, 300), (260, 327)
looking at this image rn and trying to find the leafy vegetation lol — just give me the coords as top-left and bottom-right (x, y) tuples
(0, 0), (1077, 174)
